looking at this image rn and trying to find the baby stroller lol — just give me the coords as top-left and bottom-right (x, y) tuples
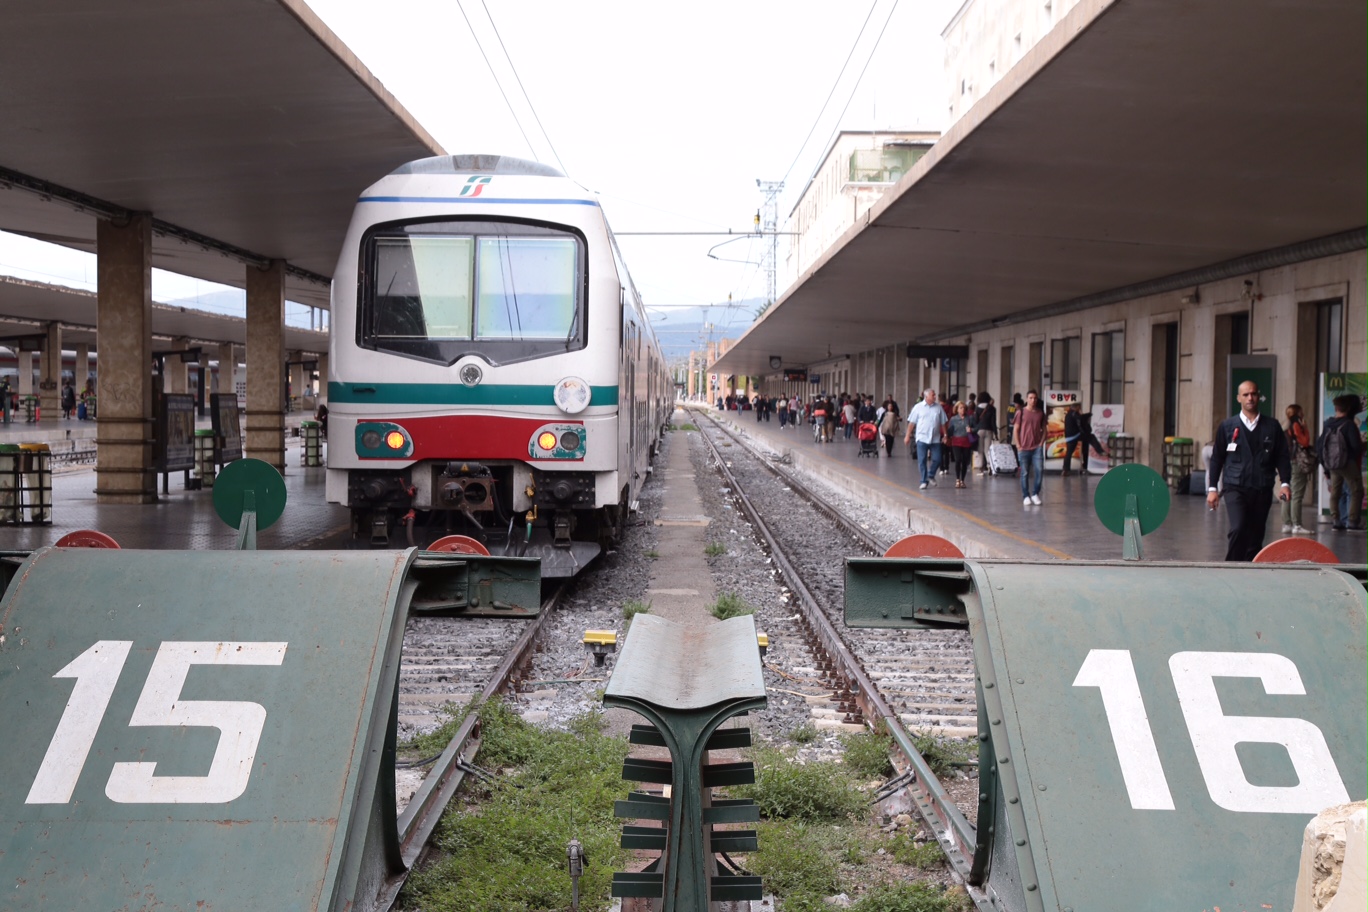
(856, 421), (880, 457)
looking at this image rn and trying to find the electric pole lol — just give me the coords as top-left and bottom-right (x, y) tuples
(755, 179), (784, 312)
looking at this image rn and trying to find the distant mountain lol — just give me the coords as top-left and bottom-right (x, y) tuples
(645, 298), (765, 360)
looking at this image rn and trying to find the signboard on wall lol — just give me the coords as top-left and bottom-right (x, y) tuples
(1045, 389), (1082, 408)
(1229, 354), (1276, 417)
(784, 369), (808, 382)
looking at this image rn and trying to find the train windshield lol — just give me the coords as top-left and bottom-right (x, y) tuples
(364, 221), (585, 364)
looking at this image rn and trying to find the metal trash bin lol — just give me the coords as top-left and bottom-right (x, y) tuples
(17, 442), (51, 524)
(193, 428), (217, 488)
(0, 444), (20, 523)
(1162, 436), (1194, 492)
(301, 420), (322, 467)
(1107, 432), (1136, 467)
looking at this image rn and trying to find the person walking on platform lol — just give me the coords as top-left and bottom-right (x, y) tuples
(975, 393), (997, 475)
(842, 397), (857, 441)
(1206, 380), (1291, 560)
(61, 380), (76, 419)
(1061, 405), (1106, 474)
(1318, 393), (1364, 531)
(877, 397), (900, 456)
(946, 401), (974, 488)
(1281, 403), (1315, 534)
(777, 394), (789, 429)
(1013, 390), (1047, 505)
(905, 388), (948, 487)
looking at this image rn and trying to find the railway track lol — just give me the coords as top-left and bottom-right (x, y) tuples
(385, 584), (565, 909)
(692, 408), (983, 883)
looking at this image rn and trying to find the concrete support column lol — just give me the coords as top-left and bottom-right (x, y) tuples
(166, 336), (191, 394)
(95, 214), (156, 503)
(74, 343), (90, 388)
(216, 342), (237, 396)
(16, 352), (33, 398)
(37, 323), (62, 425)
(245, 261), (286, 473)
(288, 350), (305, 414)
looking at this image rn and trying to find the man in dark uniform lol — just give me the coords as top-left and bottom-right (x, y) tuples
(1206, 380), (1291, 561)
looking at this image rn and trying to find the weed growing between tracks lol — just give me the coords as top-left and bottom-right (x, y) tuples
(399, 699), (632, 912)
(728, 746), (970, 912)
(709, 590), (755, 620)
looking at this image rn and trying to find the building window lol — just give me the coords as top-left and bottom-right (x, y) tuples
(1315, 298), (1343, 374)
(1091, 331), (1124, 405)
(1050, 336), (1081, 389)
(1014, 33), (1023, 61)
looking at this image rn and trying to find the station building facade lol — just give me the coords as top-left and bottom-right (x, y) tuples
(757, 246), (1364, 471)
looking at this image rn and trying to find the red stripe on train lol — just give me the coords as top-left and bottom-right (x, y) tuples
(359, 415), (583, 461)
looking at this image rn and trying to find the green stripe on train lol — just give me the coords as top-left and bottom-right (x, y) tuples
(328, 382), (620, 406)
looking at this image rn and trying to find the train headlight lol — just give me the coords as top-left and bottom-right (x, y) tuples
(356, 422), (414, 459)
(528, 423), (586, 460)
(553, 376), (591, 414)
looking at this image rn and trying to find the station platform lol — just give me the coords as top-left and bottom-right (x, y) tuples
(704, 407), (1366, 564)
(1, 448), (347, 552)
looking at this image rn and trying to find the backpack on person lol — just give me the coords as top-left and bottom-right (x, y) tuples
(1319, 419), (1353, 470)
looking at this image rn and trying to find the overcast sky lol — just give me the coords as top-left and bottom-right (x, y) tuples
(0, 0), (958, 339)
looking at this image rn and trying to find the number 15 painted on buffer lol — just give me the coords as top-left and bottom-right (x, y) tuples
(26, 640), (287, 806)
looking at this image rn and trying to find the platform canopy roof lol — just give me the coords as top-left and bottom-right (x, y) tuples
(0, 276), (327, 354)
(0, 0), (444, 311)
(712, 0), (1367, 377)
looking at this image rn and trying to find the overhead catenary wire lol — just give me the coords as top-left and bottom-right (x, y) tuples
(456, 1), (538, 161)
(777, 0), (879, 190)
(480, 0), (568, 177)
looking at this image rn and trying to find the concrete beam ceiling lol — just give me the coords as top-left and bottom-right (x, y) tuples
(0, 0), (443, 310)
(0, 276), (327, 354)
(713, 0), (1367, 376)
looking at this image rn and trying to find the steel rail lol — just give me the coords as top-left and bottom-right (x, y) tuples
(693, 410), (982, 887)
(379, 582), (566, 910)
(698, 412), (887, 556)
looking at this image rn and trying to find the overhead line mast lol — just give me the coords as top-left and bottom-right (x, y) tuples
(755, 179), (784, 315)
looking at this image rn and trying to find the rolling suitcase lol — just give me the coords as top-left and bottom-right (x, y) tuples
(989, 442), (1017, 475)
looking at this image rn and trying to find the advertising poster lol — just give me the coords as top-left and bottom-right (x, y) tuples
(211, 392), (243, 463)
(1317, 372), (1367, 522)
(1042, 389), (1081, 471)
(1087, 405), (1125, 473)
(155, 394), (196, 472)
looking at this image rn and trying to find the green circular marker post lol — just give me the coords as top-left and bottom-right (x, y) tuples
(213, 458), (287, 548)
(1093, 463), (1169, 560)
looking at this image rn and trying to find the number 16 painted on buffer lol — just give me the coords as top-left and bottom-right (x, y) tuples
(1074, 649), (1349, 814)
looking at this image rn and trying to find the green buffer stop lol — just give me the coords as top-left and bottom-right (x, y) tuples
(845, 557), (1367, 912)
(603, 614), (768, 909)
(0, 546), (536, 911)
